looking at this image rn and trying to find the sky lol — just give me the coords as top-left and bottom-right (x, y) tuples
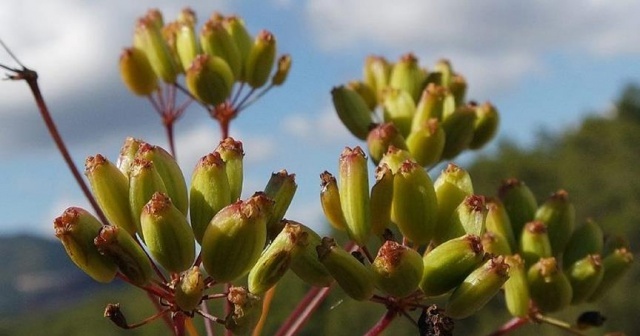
(1, 0), (639, 238)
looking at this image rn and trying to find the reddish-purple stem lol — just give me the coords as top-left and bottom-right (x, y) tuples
(364, 309), (397, 336)
(274, 286), (332, 336)
(487, 317), (529, 336)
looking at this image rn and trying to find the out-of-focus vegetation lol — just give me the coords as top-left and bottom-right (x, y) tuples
(1, 84), (638, 335)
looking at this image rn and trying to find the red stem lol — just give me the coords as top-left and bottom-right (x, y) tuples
(487, 317), (529, 336)
(274, 286), (332, 336)
(364, 309), (397, 336)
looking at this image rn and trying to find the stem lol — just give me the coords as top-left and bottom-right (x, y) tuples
(252, 285), (277, 336)
(200, 301), (215, 336)
(487, 317), (529, 336)
(127, 307), (172, 329)
(173, 312), (186, 336)
(185, 317), (200, 336)
(224, 283), (233, 336)
(534, 314), (586, 336)
(364, 309), (397, 336)
(165, 120), (177, 159)
(274, 286), (332, 336)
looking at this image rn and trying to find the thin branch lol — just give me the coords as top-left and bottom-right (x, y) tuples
(274, 286), (332, 336)
(486, 317), (529, 336)
(364, 309), (397, 336)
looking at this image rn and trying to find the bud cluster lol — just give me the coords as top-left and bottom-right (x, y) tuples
(332, 55), (499, 167)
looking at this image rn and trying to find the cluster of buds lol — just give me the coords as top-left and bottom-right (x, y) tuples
(332, 55), (498, 167)
(119, 8), (291, 111)
(54, 137), (329, 334)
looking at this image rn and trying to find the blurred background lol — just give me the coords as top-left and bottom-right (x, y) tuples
(0, 0), (638, 334)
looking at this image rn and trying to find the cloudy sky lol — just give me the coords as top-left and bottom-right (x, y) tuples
(1, 0), (639, 238)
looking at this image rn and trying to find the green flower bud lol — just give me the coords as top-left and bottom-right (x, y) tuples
(175, 266), (205, 312)
(248, 221), (308, 295)
(338, 147), (371, 246)
(215, 137), (244, 202)
(177, 7), (196, 26)
(289, 221), (334, 287)
(588, 248), (633, 301)
(54, 207), (117, 283)
(119, 47), (158, 96)
(420, 234), (484, 297)
(449, 74), (467, 107)
(144, 9), (164, 30)
(389, 53), (426, 102)
(367, 122), (408, 165)
(186, 54), (234, 106)
(566, 254), (603, 304)
(370, 240), (423, 297)
(484, 198), (517, 253)
(391, 160), (438, 245)
(331, 85), (374, 140)
(469, 102), (500, 150)
(519, 221), (553, 267)
(319, 171), (347, 231)
(447, 195), (487, 239)
(128, 158), (167, 239)
(497, 178), (537, 239)
(432, 163), (474, 244)
(244, 30), (276, 88)
(136, 143), (188, 215)
(225, 286), (262, 335)
(140, 192), (195, 273)
(85, 154), (136, 235)
(317, 237), (374, 301)
(116, 137), (143, 179)
(347, 80), (378, 111)
(412, 84), (448, 129)
(503, 254), (530, 317)
(433, 59), (454, 88)
(363, 55), (391, 102)
(563, 219), (603, 268)
(263, 170), (297, 240)
(527, 257), (572, 313)
(175, 20), (200, 71)
(201, 193), (272, 282)
(271, 54), (292, 86)
(382, 88), (416, 137)
(161, 22), (185, 74)
(378, 146), (413, 173)
(134, 16), (179, 83)
(94, 225), (153, 286)
(482, 231), (512, 256)
(190, 152), (231, 244)
(200, 19), (242, 78)
(603, 234), (630, 256)
(370, 164), (394, 237)
(222, 16), (253, 81)
(446, 256), (510, 319)
(406, 118), (445, 168)
(534, 189), (575, 256)
(440, 104), (477, 160)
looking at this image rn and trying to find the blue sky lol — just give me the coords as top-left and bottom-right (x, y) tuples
(1, 0), (639, 238)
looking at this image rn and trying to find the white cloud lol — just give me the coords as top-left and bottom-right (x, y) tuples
(281, 106), (353, 144)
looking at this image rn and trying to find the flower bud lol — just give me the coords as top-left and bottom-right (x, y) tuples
(382, 88), (416, 137)
(497, 178), (537, 239)
(175, 266), (205, 312)
(200, 18), (242, 78)
(370, 164), (394, 237)
(563, 219), (603, 268)
(484, 198), (517, 253)
(363, 55), (391, 102)
(271, 54), (292, 86)
(54, 207), (117, 283)
(534, 189), (575, 256)
(449, 74), (467, 106)
(378, 146), (413, 173)
(527, 257), (572, 313)
(189, 152), (231, 244)
(603, 234), (630, 256)
(289, 222), (334, 287)
(482, 231), (511, 256)
(244, 30), (276, 88)
(136, 143), (188, 215)
(263, 170), (297, 240)
(469, 102), (499, 150)
(440, 104), (476, 160)
(347, 80), (378, 111)
(331, 85), (374, 140)
(85, 154), (136, 235)
(140, 192), (195, 273)
(503, 254), (530, 317)
(119, 47), (158, 96)
(338, 147), (371, 246)
(519, 221), (553, 267)
(367, 122), (408, 165)
(128, 158), (167, 239)
(201, 194), (271, 282)
(319, 171), (347, 231)
(566, 254), (603, 304)
(175, 20), (200, 71)
(447, 195), (487, 239)
(433, 59), (453, 88)
(134, 16), (179, 83)
(186, 54), (234, 106)
(215, 137), (244, 202)
(587, 248), (633, 301)
(445, 256), (510, 319)
(94, 225), (153, 286)
(222, 16), (253, 81)
(432, 163), (474, 244)
(389, 53), (426, 102)
(248, 221), (308, 294)
(419, 234), (484, 297)
(317, 237), (374, 301)
(412, 84), (448, 128)
(161, 22), (185, 74)
(391, 160), (438, 245)
(116, 137), (143, 179)
(225, 286), (262, 335)
(370, 240), (423, 297)
(406, 118), (445, 168)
